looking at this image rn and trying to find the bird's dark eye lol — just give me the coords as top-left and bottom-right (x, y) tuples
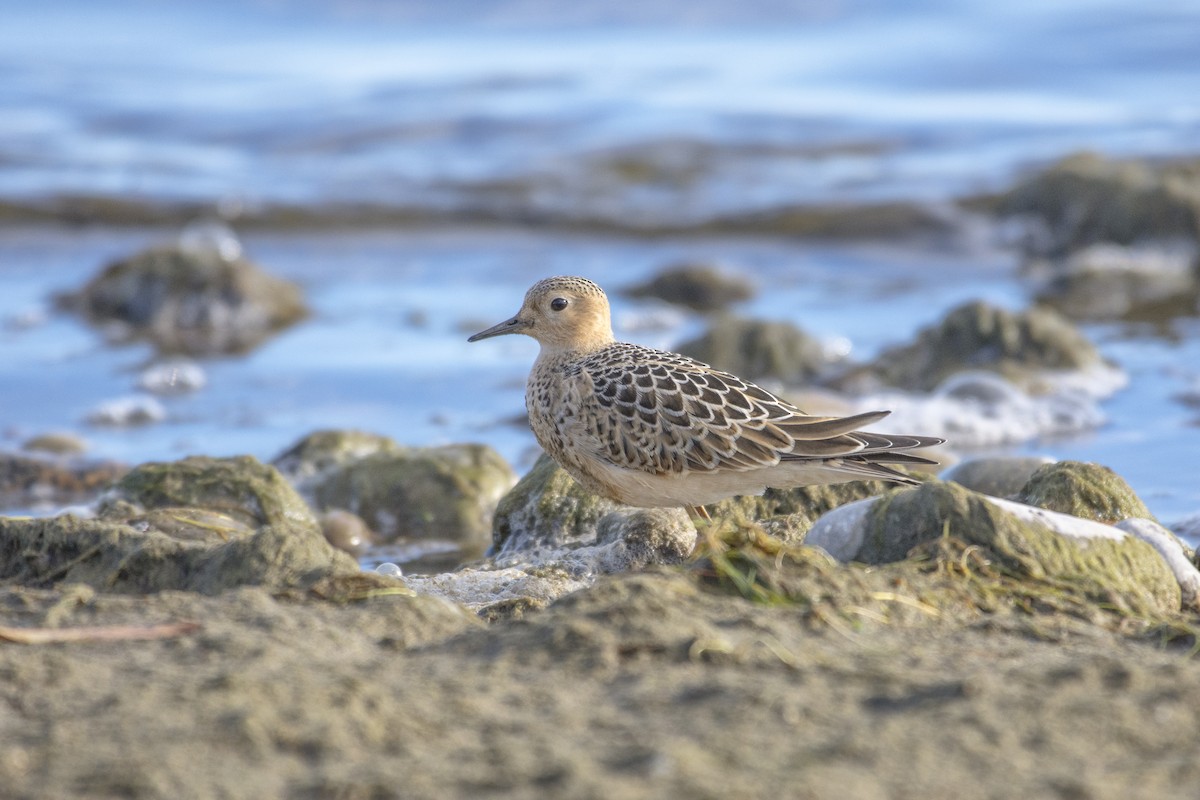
(550, 297), (569, 311)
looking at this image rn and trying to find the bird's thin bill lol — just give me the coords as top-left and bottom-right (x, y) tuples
(467, 316), (529, 342)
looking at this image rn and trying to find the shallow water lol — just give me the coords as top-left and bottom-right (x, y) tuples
(2, 1), (1198, 211)
(2, 226), (1198, 533)
(1, 1), (1198, 536)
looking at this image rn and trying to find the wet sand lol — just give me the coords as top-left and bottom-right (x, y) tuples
(3, 573), (1198, 799)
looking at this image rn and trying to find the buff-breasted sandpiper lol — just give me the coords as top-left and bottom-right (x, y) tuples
(468, 276), (943, 519)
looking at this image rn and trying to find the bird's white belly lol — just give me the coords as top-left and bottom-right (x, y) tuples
(582, 457), (855, 508)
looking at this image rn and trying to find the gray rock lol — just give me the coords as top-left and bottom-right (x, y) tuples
(1116, 518), (1200, 610)
(494, 452), (886, 559)
(275, 433), (516, 551)
(997, 151), (1200, 256)
(1031, 243), (1200, 322)
(0, 451), (127, 511)
(100, 455), (320, 534)
(3, 455), (358, 594)
(58, 244), (308, 355)
(941, 456), (1055, 499)
(622, 263), (755, 312)
(676, 315), (837, 383)
(1014, 460), (1153, 524)
(319, 508), (374, 556)
(833, 300), (1109, 394)
(21, 432), (89, 456)
(591, 507), (696, 570)
(408, 504), (695, 620)
(806, 481), (1181, 615)
(492, 453), (695, 558)
(273, 429), (402, 490)
(491, 453), (624, 555)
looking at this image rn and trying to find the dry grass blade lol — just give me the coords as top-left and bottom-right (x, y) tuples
(0, 621), (201, 645)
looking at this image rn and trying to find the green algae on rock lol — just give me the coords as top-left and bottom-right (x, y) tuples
(996, 152), (1200, 256)
(58, 244), (308, 355)
(301, 441), (516, 550)
(102, 455), (320, 534)
(20, 432), (89, 456)
(420, 453), (911, 619)
(1, 467), (359, 595)
(1030, 243), (1200, 323)
(494, 453), (898, 556)
(676, 314), (836, 384)
(621, 263), (755, 312)
(491, 453), (624, 554)
(13, 454), (363, 594)
(272, 429), (402, 490)
(941, 456), (1055, 499)
(0, 451), (128, 510)
(804, 481), (1180, 618)
(833, 300), (1110, 394)
(1015, 460), (1153, 524)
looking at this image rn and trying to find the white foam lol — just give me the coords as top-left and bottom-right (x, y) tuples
(138, 359), (208, 394)
(178, 219), (242, 261)
(857, 371), (1108, 448)
(85, 395), (166, 427)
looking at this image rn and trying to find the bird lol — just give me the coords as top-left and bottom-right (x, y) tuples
(468, 276), (943, 520)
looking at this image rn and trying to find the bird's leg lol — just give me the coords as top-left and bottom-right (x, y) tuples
(687, 505), (712, 522)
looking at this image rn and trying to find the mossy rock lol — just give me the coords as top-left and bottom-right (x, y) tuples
(13, 454), (362, 594)
(310, 443), (516, 548)
(21, 432), (89, 455)
(677, 315), (833, 383)
(492, 454), (623, 553)
(1032, 244), (1200, 323)
(997, 152), (1200, 255)
(710, 479), (902, 537)
(941, 456), (1054, 499)
(273, 429), (402, 489)
(704, 201), (952, 239)
(60, 245), (307, 355)
(101, 455), (320, 535)
(838, 300), (1104, 393)
(853, 482), (1178, 617)
(1014, 461), (1152, 524)
(0, 452), (128, 508)
(494, 453), (898, 555)
(622, 263), (754, 312)
(0, 512), (359, 595)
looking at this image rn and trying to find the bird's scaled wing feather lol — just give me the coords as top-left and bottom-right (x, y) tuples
(578, 346), (940, 476)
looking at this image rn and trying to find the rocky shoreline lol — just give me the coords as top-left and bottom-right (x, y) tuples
(3, 443), (1200, 798)
(3, 152), (1200, 798)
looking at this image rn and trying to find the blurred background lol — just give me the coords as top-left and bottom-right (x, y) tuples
(1, 0), (1198, 539)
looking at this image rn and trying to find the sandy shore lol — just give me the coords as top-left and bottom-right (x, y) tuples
(2, 570), (1198, 800)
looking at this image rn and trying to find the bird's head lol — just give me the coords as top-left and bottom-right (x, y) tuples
(467, 275), (615, 352)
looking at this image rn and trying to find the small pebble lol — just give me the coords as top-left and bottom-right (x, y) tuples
(21, 432), (89, 456)
(320, 509), (373, 556)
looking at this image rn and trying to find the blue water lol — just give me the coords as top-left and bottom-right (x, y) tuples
(1, 1), (1199, 530)
(1, 1), (1197, 208)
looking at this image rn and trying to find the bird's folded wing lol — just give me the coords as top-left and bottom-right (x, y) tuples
(579, 352), (937, 476)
